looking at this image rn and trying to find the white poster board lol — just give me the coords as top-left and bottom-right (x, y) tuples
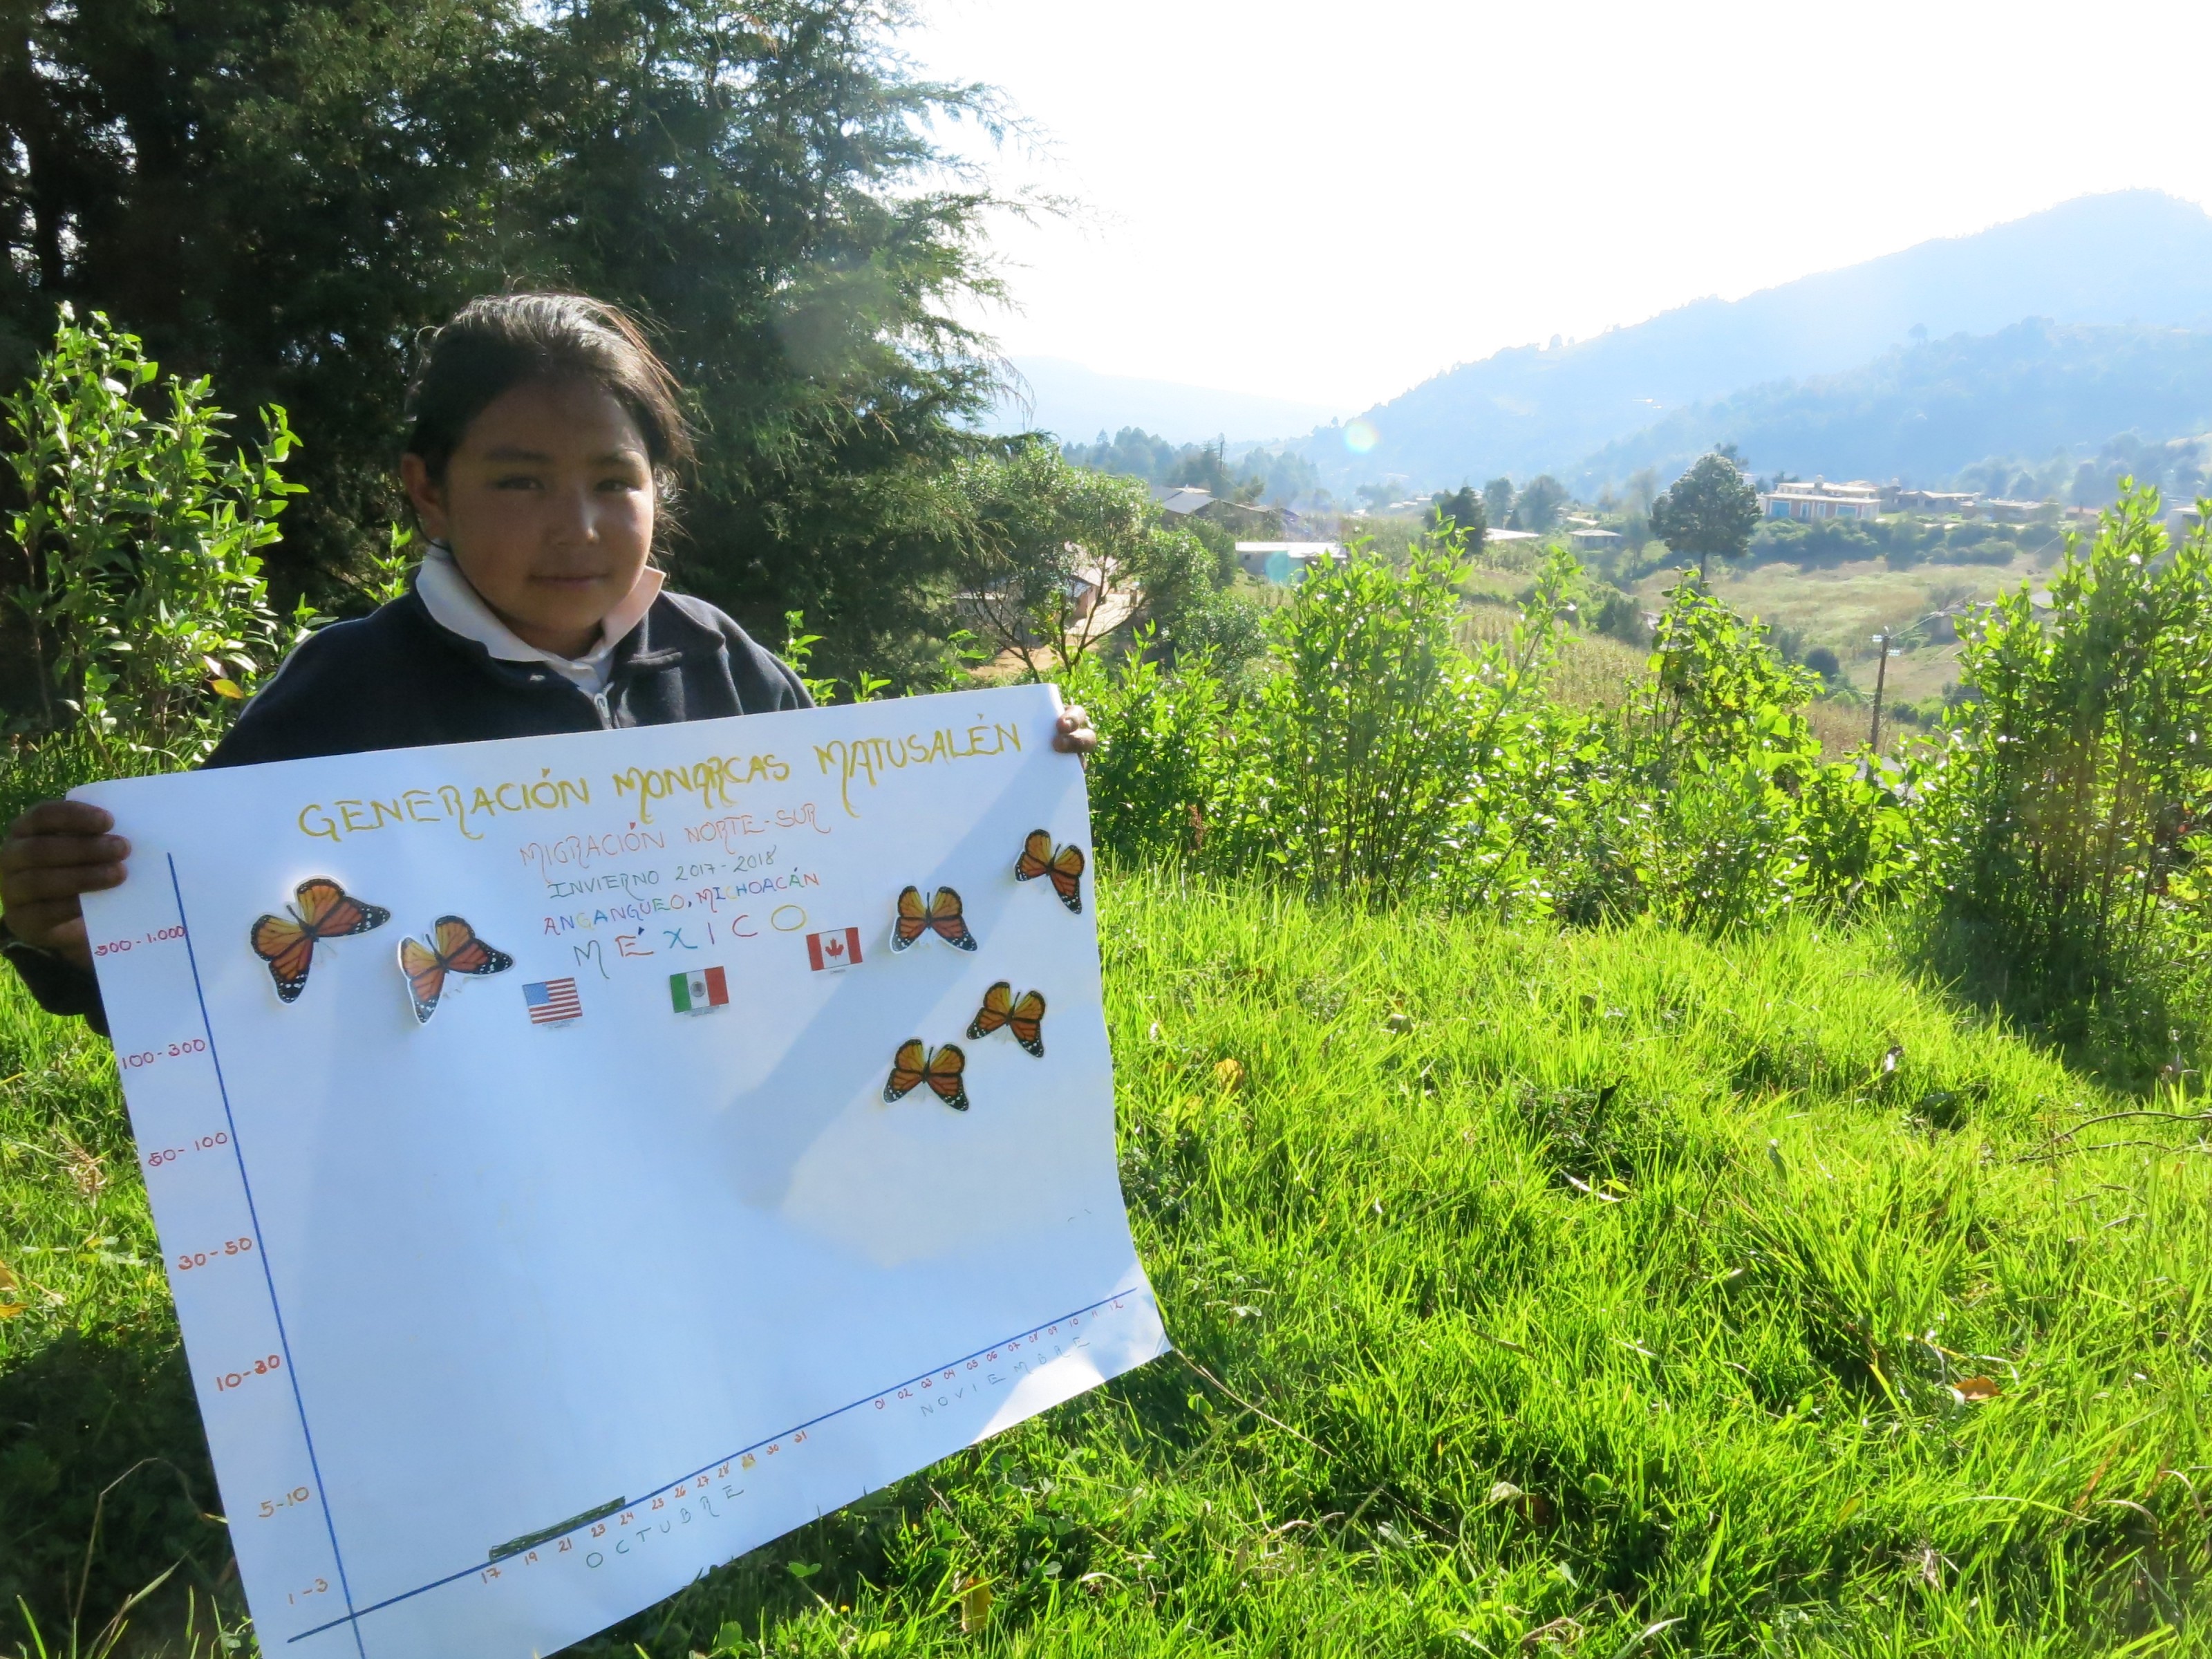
(75, 683), (1167, 1659)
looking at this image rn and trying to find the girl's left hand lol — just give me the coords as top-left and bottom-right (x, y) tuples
(1053, 705), (1098, 756)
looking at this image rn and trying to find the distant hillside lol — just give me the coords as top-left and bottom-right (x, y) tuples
(1302, 190), (2212, 489)
(1573, 320), (2212, 489)
(987, 357), (1340, 447)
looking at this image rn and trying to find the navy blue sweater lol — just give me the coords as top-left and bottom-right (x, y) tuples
(3, 585), (809, 1028)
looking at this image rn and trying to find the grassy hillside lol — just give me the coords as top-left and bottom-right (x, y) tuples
(1656, 550), (2045, 710)
(5, 872), (2207, 1656)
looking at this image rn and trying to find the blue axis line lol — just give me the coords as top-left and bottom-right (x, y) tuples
(288, 1287), (1150, 1644)
(168, 856), (369, 1659)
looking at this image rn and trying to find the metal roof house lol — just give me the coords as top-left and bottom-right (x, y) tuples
(1153, 485), (1217, 516)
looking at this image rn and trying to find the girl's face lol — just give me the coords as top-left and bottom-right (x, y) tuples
(402, 377), (656, 659)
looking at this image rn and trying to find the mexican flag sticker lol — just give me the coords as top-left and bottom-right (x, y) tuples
(669, 966), (729, 1014)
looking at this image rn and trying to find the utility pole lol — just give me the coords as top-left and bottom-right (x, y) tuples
(1869, 630), (1893, 752)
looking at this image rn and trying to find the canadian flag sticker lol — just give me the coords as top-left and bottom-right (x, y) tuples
(806, 927), (864, 973)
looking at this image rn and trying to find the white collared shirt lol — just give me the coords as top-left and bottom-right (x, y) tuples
(415, 545), (665, 696)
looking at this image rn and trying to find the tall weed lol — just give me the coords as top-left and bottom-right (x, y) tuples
(3, 306), (305, 769)
(1243, 532), (1488, 903)
(1909, 483), (2212, 1071)
(1563, 581), (1916, 930)
(1922, 485), (2212, 988)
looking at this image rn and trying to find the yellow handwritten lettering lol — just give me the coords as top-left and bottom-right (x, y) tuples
(610, 753), (784, 823)
(812, 720), (1024, 814)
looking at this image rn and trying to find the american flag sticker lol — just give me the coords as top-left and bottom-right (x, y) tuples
(522, 977), (582, 1026)
(806, 927), (864, 972)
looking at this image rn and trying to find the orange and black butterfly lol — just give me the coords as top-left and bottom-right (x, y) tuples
(890, 885), (977, 953)
(883, 1039), (969, 1112)
(397, 916), (514, 1025)
(1015, 830), (1085, 914)
(249, 878), (391, 1003)
(968, 982), (1047, 1058)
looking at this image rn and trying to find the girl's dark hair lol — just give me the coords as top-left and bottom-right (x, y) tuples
(403, 293), (694, 485)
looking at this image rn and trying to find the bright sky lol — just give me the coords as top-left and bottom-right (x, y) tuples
(910, 0), (2212, 415)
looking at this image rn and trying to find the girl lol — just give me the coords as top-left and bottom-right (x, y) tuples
(0, 292), (1092, 1028)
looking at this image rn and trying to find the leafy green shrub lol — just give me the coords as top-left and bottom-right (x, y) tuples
(1062, 632), (1252, 867)
(1750, 514), (1882, 566)
(1432, 547), (1600, 915)
(1588, 585), (1814, 921)
(3, 306), (306, 768)
(1077, 538), (1922, 934)
(1627, 586), (1918, 927)
(1937, 532), (2023, 566)
(0, 728), (129, 831)
(1150, 579), (1266, 676)
(1794, 758), (1920, 908)
(1747, 514), (2048, 571)
(1241, 532), (1490, 905)
(1582, 582), (1644, 644)
(1921, 483), (2212, 1010)
(1636, 579), (1821, 777)
(1078, 541), (1593, 915)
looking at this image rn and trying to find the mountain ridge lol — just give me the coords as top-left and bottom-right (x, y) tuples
(1571, 319), (2212, 491)
(1300, 190), (2212, 489)
(987, 356), (1341, 447)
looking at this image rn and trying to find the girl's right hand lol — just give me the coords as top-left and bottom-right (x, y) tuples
(0, 801), (131, 971)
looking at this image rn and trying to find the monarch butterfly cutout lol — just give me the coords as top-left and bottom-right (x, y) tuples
(890, 885), (978, 953)
(883, 1039), (970, 1112)
(968, 982), (1047, 1058)
(249, 878), (391, 1004)
(1015, 830), (1085, 914)
(397, 916), (515, 1025)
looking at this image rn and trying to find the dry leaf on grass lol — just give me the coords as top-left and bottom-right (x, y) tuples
(0, 1263), (26, 1319)
(1907, 1541), (1949, 1588)
(1949, 1376), (2001, 1404)
(1520, 1613), (1583, 1652)
(1486, 1480), (1556, 1526)
(64, 1138), (107, 1200)
(957, 1576), (992, 1633)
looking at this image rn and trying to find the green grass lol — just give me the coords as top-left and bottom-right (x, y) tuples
(6, 871), (2209, 1656)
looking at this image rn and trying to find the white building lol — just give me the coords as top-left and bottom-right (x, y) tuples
(1759, 478), (1882, 522)
(1235, 541), (1342, 585)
